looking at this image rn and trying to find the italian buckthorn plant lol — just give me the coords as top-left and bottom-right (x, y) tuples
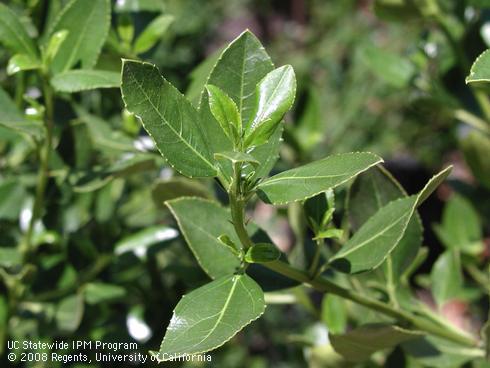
(121, 30), (489, 365)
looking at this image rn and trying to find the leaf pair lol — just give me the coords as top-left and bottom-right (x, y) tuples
(122, 31), (295, 181)
(206, 64), (295, 150)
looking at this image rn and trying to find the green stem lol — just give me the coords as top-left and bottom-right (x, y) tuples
(308, 238), (323, 278)
(265, 260), (477, 347)
(21, 77), (54, 260)
(227, 158), (479, 349)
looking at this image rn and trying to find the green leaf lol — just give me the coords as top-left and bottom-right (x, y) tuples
(153, 274), (265, 360)
(151, 177), (211, 206)
(218, 235), (242, 256)
(466, 49), (490, 84)
(321, 294), (347, 334)
(360, 44), (415, 88)
(434, 194), (482, 253)
(133, 14), (173, 54)
(7, 54), (41, 75)
(51, 70), (120, 92)
(84, 283), (126, 305)
(430, 250), (463, 306)
(214, 151), (259, 168)
(295, 86), (323, 152)
(331, 167), (449, 274)
(56, 294), (84, 333)
(330, 324), (423, 362)
(314, 228), (343, 240)
(206, 84), (241, 142)
(0, 87), (43, 141)
(256, 152), (383, 205)
(331, 195), (418, 274)
(461, 131), (490, 190)
(245, 243), (281, 263)
(46, 0), (110, 73)
(166, 198), (241, 278)
(121, 60), (217, 178)
(43, 29), (69, 64)
(415, 166), (452, 206)
(115, 225), (178, 258)
(200, 30), (277, 176)
(348, 167), (423, 280)
(0, 3), (38, 59)
(245, 65), (296, 137)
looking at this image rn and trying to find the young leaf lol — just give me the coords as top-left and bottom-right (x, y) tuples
(415, 166), (451, 206)
(256, 152), (383, 205)
(0, 3), (38, 59)
(245, 65), (296, 145)
(330, 324), (423, 362)
(466, 49), (490, 84)
(46, 0), (110, 73)
(245, 243), (281, 263)
(43, 30), (69, 64)
(51, 70), (120, 92)
(218, 235), (242, 256)
(152, 274), (265, 360)
(165, 198), (242, 278)
(199, 30), (278, 176)
(121, 60), (217, 178)
(7, 54), (41, 75)
(206, 84), (241, 141)
(133, 14), (173, 54)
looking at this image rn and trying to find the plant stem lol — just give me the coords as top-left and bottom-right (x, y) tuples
(228, 161), (479, 349)
(21, 77), (54, 259)
(265, 259), (478, 347)
(308, 238), (323, 277)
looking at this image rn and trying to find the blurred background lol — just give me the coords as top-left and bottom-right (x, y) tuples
(0, 0), (489, 367)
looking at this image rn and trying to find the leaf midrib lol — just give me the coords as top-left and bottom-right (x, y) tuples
(334, 208), (412, 258)
(127, 67), (216, 171)
(191, 277), (239, 348)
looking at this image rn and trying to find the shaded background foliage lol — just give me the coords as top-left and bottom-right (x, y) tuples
(0, 0), (489, 367)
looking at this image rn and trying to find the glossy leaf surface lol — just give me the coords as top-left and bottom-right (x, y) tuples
(257, 152), (382, 204)
(133, 15), (173, 54)
(46, 0), (110, 73)
(154, 274), (265, 359)
(121, 60), (217, 177)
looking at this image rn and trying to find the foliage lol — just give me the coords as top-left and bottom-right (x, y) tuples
(0, 1), (489, 367)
